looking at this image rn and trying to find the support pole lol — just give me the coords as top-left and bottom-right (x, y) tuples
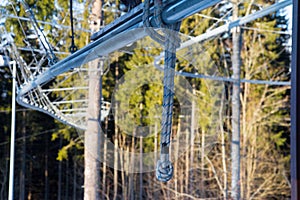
(230, 11), (242, 200)
(291, 0), (300, 199)
(8, 61), (16, 200)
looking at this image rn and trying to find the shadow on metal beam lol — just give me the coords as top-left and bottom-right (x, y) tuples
(291, 0), (300, 199)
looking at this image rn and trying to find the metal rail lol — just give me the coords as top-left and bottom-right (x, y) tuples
(153, 0), (292, 86)
(17, 0), (223, 98)
(179, 0), (292, 50)
(15, 0), (292, 132)
(18, 0), (292, 99)
(162, 0), (222, 24)
(3, 14), (92, 32)
(291, 0), (300, 198)
(20, 0), (57, 64)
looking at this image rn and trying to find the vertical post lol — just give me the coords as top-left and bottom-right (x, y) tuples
(291, 0), (300, 199)
(139, 103), (143, 200)
(231, 1), (242, 199)
(139, 136), (143, 200)
(84, 0), (103, 199)
(189, 85), (195, 194)
(8, 61), (16, 200)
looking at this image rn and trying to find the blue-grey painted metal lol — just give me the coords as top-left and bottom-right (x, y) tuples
(161, 0), (222, 24)
(18, 0), (223, 102)
(90, 3), (146, 41)
(153, 0), (292, 88)
(179, 0), (292, 50)
(0, 55), (10, 67)
(291, 0), (300, 198)
(90, 0), (224, 40)
(155, 25), (181, 183)
(8, 61), (16, 200)
(17, 28), (147, 97)
(16, 0), (292, 133)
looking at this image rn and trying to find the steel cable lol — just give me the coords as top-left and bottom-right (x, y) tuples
(143, 0), (181, 182)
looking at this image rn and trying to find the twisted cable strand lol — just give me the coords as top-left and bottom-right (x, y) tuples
(143, 0), (165, 44)
(142, 0), (181, 182)
(156, 25), (180, 182)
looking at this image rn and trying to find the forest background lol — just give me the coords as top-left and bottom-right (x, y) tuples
(0, 0), (292, 199)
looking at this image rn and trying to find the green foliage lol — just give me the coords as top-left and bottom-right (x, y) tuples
(57, 139), (76, 161)
(270, 131), (286, 148)
(1, 0), (291, 197)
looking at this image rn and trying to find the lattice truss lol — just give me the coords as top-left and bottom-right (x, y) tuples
(0, 0), (292, 182)
(0, 0), (106, 130)
(0, 0), (291, 130)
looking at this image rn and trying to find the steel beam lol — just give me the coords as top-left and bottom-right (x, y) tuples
(291, 0), (300, 198)
(17, 28), (147, 97)
(8, 61), (16, 200)
(41, 87), (88, 92)
(52, 99), (88, 105)
(90, 0), (223, 40)
(161, 0), (222, 24)
(16, 0), (293, 137)
(18, 0), (223, 97)
(179, 0), (292, 50)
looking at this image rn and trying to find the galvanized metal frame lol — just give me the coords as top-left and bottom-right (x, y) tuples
(291, 0), (300, 198)
(17, 0), (223, 97)
(8, 0), (298, 196)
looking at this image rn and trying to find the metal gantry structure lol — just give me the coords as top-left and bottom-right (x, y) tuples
(11, 0), (292, 129)
(291, 0), (300, 198)
(0, 0), (296, 192)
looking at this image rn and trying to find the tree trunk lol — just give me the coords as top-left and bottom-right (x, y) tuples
(201, 129), (205, 197)
(19, 111), (26, 200)
(65, 159), (69, 199)
(174, 117), (180, 200)
(220, 90), (228, 199)
(185, 128), (190, 193)
(58, 136), (62, 200)
(154, 120), (158, 200)
(27, 153), (32, 200)
(102, 133), (107, 200)
(113, 64), (119, 200)
(1, 139), (9, 200)
(129, 130), (135, 200)
(139, 136), (143, 199)
(119, 134), (126, 199)
(189, 86), (196, 195)
(231, 1), (242, 199)
(73, 151), (77, 200)
(45, 131), (49, 200)
(84, 60), (101, 200)
(139, 104), (143, 200)
(84, 0), (103, 199)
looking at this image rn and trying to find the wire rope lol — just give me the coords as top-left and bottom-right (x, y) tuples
(1, 1), (89, 130)
(4, 14), (92, 33)
(20, 0), (58, 65)
(1, 0), (292, 174)
(10, 3), (39, 65)
(69, 0), (78, 53)
(143, 0), (183, 182)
